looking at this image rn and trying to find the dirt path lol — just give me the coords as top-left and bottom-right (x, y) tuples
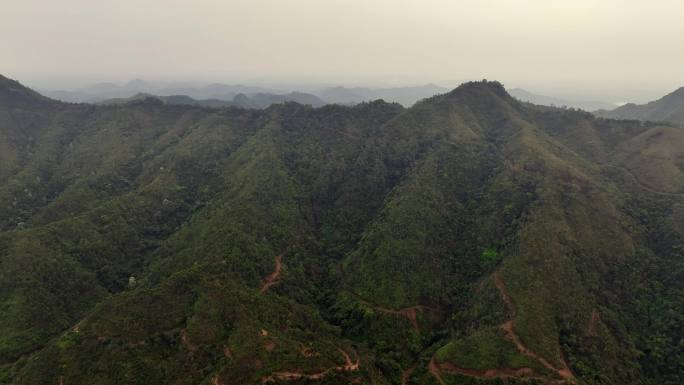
(260, 254), (283, 293)
(372, 305), (424, 332)
(400, 364), (417, 385)
(338, 348), (360, 371)
(352, 294), (438, 333)
(260, 348), (359, 383)
(493, 271), (574, 380)
(586, 309), (600, 337)
(430, 270), (575, 384)
(434, 360), (572, 385)
(429, 357), (448, 385)
(492, 271), (514, 312)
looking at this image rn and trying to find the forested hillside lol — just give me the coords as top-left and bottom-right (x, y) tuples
(594, 87), (684, 125)
(0, 75), (681, 385)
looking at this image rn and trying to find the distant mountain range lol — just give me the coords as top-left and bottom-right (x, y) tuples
(317, 84), (448, 106)
(36, 78), (684, 127)
(508, 88), (618, 111)
(40, 80), (281, 104)
(41, 79), (684, 125)
(47, 80), (647, 113)
(41, 80), (448, 107)
(594, 87), (684, 124)
(99, 91), (327, 109)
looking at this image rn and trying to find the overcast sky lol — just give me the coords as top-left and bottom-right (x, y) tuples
(2, 0), (683, 101)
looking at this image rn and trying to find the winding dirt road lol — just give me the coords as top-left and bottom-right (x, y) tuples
(586, 309), (600, 337)
(260, 348), (360, 383)
(353, 295), (438, 333)
(430, 270), (575, 384)
(371, 305), (425, 332)
(260, 254), (283, 293)
(400, 364), (417, 385)
(433, 359), (572, 385)
(428, 357), (448, 385)
(494, 271), (574, 380)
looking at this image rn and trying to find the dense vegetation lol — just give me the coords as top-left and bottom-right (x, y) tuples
(0, 75), (681, 385)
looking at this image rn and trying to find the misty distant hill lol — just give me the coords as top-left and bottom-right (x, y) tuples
(316, 84), (448, 106)
(594, 87), (684, 124)
(41, 81), (280, 103)
(42, 79), (444, 108)
(99, 91), (326, 109)
(231, 92), (326, 108)
(166, 83), (279, 100)
(509, 88), (617, 111)
(98, 93), (230, 108)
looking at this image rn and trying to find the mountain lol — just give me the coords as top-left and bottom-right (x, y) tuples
(42, 80), (445, 107)
(594, 87), (684, 124)
(41, 81), (280, 103)
(229, 92), (326, 109)
(99, 91), (326, 109)
(157, 94), (231, 108)
(316, 84), (448, 106)
(98, 93), (232, 108)
(189, 83), (279, 100)
(508, 88), (617, 111)
(0, 75), (682, 385)
(0, 75), (56, 109)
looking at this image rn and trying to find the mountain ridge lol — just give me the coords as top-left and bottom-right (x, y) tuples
(508, 88), (617, 111)
(594, 86), (684, 124)
(0, 74), (59, 109)
(0, 75), (681, 385)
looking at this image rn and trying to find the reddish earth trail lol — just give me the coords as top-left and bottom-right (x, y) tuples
(492, 271), (514, 311)
(260, 349), (359, 383)
(437, 361), (539, 380)
(586, 309), (600, 337)
(429, 357), (448, 385)
(493, 271), (574, 380)
(353, 294), (438, 333)
(430, 270), (575, 384)
(434, 360), (571, 385)
(373, 305), (425, 332)
(260, 254), (283, 293)
(400, 364), (417, 385)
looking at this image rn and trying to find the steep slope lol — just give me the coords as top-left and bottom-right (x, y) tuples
(0, 77), (682, 385)
(595, 87), (684, 124)
(0, 75), (57, 110)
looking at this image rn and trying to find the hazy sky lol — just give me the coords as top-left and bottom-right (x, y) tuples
(2, 0), (683, 101)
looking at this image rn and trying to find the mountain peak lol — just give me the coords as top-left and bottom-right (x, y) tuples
(0, 74), (26, 90)
(664, 86), (684, 100)
(412, 80), (512, 109)
(447, 80), (510, 100)
(0, 74), (56, 109)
